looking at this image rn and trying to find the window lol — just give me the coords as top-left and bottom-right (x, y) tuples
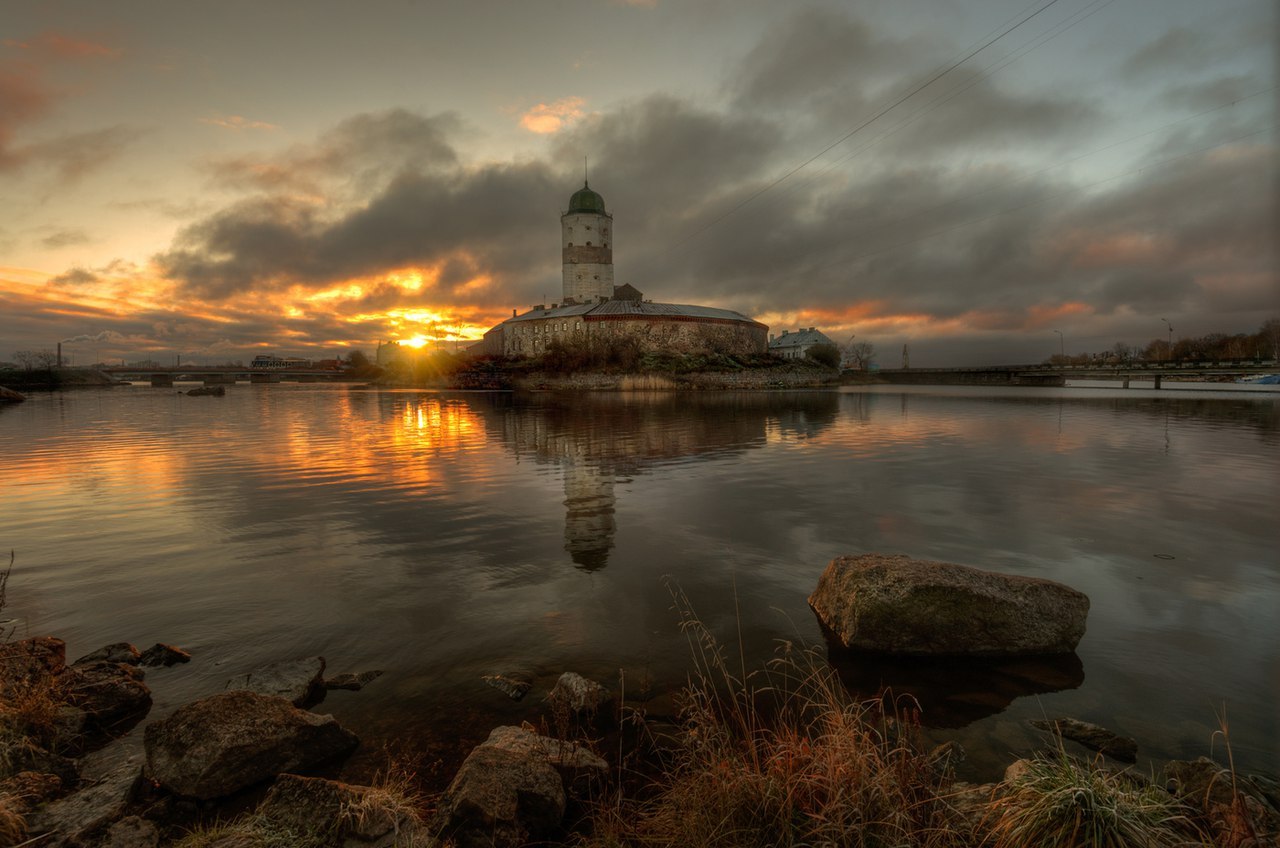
(567, 242), (573, 247)
(586, 241), (592, 246)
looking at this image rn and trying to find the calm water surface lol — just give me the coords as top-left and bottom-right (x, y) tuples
(1, 384), (1276, 781)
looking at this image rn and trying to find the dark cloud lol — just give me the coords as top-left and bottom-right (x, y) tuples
(1123, 27), (1221, 77)
(206, 108), (462, 196)
(729, 8), (916, 111)
(48, 267), (98, 285)
(39, 228), (90, 249)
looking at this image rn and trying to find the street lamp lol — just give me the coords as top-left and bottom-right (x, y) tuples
(1053, 329), (1064, 361)
(1161, 318), (1173, 361)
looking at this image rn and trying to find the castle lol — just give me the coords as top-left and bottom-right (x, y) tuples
(476, 181), (767, 357)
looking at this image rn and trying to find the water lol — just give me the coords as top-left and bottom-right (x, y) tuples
(1, 383), (1276, 781)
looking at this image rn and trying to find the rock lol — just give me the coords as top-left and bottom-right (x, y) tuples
(255, 773), (423, 847)
(226, 656), (326, 707)
(440, 726), (606, 848)
(1165, 757), (1280, 839)
(103, 815), (160, 848)
(0, 385), (26, 403)
(1003, 758), (1035, 784)
(808, 554), (1090, 655)
(144, 690), (359, 800)
(138, 643), (191, 668)
(63, 661), (152, 734)
(72, 643), (141, 666)
(482, 672), (532, 701)
(548, 672), (613, 717)
(1031, 717), (1138, 762)
(0, 636), (66, 688)
(186, 385), (225, 396)
(26, 757), (142, 847)
(324, 669), (384, 691)
(0, 744), (79, 784)
(50, 705), (88, 752)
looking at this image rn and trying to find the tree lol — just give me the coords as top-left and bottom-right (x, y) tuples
(1111, 341), (1134, 363)
(843, 341), (876, 370)
(806, 342), (841, 369)
(12, 350), (55, 371)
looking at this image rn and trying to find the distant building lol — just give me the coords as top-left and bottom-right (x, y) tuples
(474, 181), (767, 358)
(768, 328), (836, 360)
(250, 354), (311, 369)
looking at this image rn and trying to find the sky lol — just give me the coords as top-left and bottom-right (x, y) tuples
(1, 0), (1276, 367)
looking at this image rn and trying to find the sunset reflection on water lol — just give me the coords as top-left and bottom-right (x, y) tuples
(0, 384), (1275, 784)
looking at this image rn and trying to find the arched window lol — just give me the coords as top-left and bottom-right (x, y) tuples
(586, 241), (592, 246)
(567, 242), (573, 247)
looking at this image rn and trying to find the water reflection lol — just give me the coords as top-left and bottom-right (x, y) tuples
(488, 392), (840, 569)
(824, 642), (1086, 728)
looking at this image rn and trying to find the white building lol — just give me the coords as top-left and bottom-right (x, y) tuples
(561, 181), (614, 303)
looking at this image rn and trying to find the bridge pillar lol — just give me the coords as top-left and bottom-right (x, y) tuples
(1153, 375), (1162, 390)
(250, 372), (281, 384)
(1122, 377), (1130, 389)
(150, 373), (174, 387)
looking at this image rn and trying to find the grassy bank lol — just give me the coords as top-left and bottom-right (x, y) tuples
(378, 345), (841, 390)
(0, 368), (118, 390)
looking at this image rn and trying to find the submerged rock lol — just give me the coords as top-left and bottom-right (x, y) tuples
(809, 554), (1089, 655)
(185, 385), (225, 396)
(548, 672), (613, 717)
(143, 690), (359, 800)
(482, 672), (532, 701)
(225, 656), (325, 707)
(73, 643), (141, 666)
(138, 643), (191, 667)
(324, 669), (383, 691)
(1032, 717), (1137, 762)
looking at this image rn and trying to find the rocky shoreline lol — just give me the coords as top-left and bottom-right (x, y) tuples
(3, 556), (1277, 847)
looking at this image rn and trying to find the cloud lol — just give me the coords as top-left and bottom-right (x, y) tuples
(40, 228), (90, 249)
(519, 97), (586, 134)
(3, 32), (123, 61)
(21, 125), (142, 182)
(199, 114), (280, 131)
(205, 108), (460, 197)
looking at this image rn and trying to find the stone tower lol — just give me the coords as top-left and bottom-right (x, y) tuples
(561, 181), (614, 303)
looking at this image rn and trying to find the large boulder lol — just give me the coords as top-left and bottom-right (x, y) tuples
(254, 773), (425, 847)
(439, 726), (606, 848)
(809, 554), (1089, 656)
(143, 690), (359, 800)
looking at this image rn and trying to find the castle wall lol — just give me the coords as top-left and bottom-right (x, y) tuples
(497, 313), (766, 358)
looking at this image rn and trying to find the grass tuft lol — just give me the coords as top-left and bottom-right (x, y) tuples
(983, 751), (1199, 848)
(579, 587), (963, 847)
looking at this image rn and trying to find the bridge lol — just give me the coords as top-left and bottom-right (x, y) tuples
(856, 360), (1280, 389)
(100, 366), (354, 387)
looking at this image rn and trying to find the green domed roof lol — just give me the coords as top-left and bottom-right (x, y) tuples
(567, 181), (606, 215)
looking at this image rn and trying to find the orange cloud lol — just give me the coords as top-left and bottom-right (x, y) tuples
(199, 114), (280, 131)
(519, 96), (586, 134)
(3, 32), (122, 60)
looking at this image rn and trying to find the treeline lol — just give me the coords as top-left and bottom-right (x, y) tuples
(1047, 319), (1279, 365)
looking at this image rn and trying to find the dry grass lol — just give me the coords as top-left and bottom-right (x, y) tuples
(982, 751), (1200, 848)
(580, 588), (964, 848)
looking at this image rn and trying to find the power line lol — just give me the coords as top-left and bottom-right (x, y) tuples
(769, 0), (1119, 207)
(674, 0), (1068, 250)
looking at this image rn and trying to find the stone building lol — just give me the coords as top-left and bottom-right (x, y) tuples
(767, 327), (837, 360)
(475, 181), (767, 357)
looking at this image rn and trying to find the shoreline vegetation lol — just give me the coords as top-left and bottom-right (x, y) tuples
(2, 555), (1276, 847)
